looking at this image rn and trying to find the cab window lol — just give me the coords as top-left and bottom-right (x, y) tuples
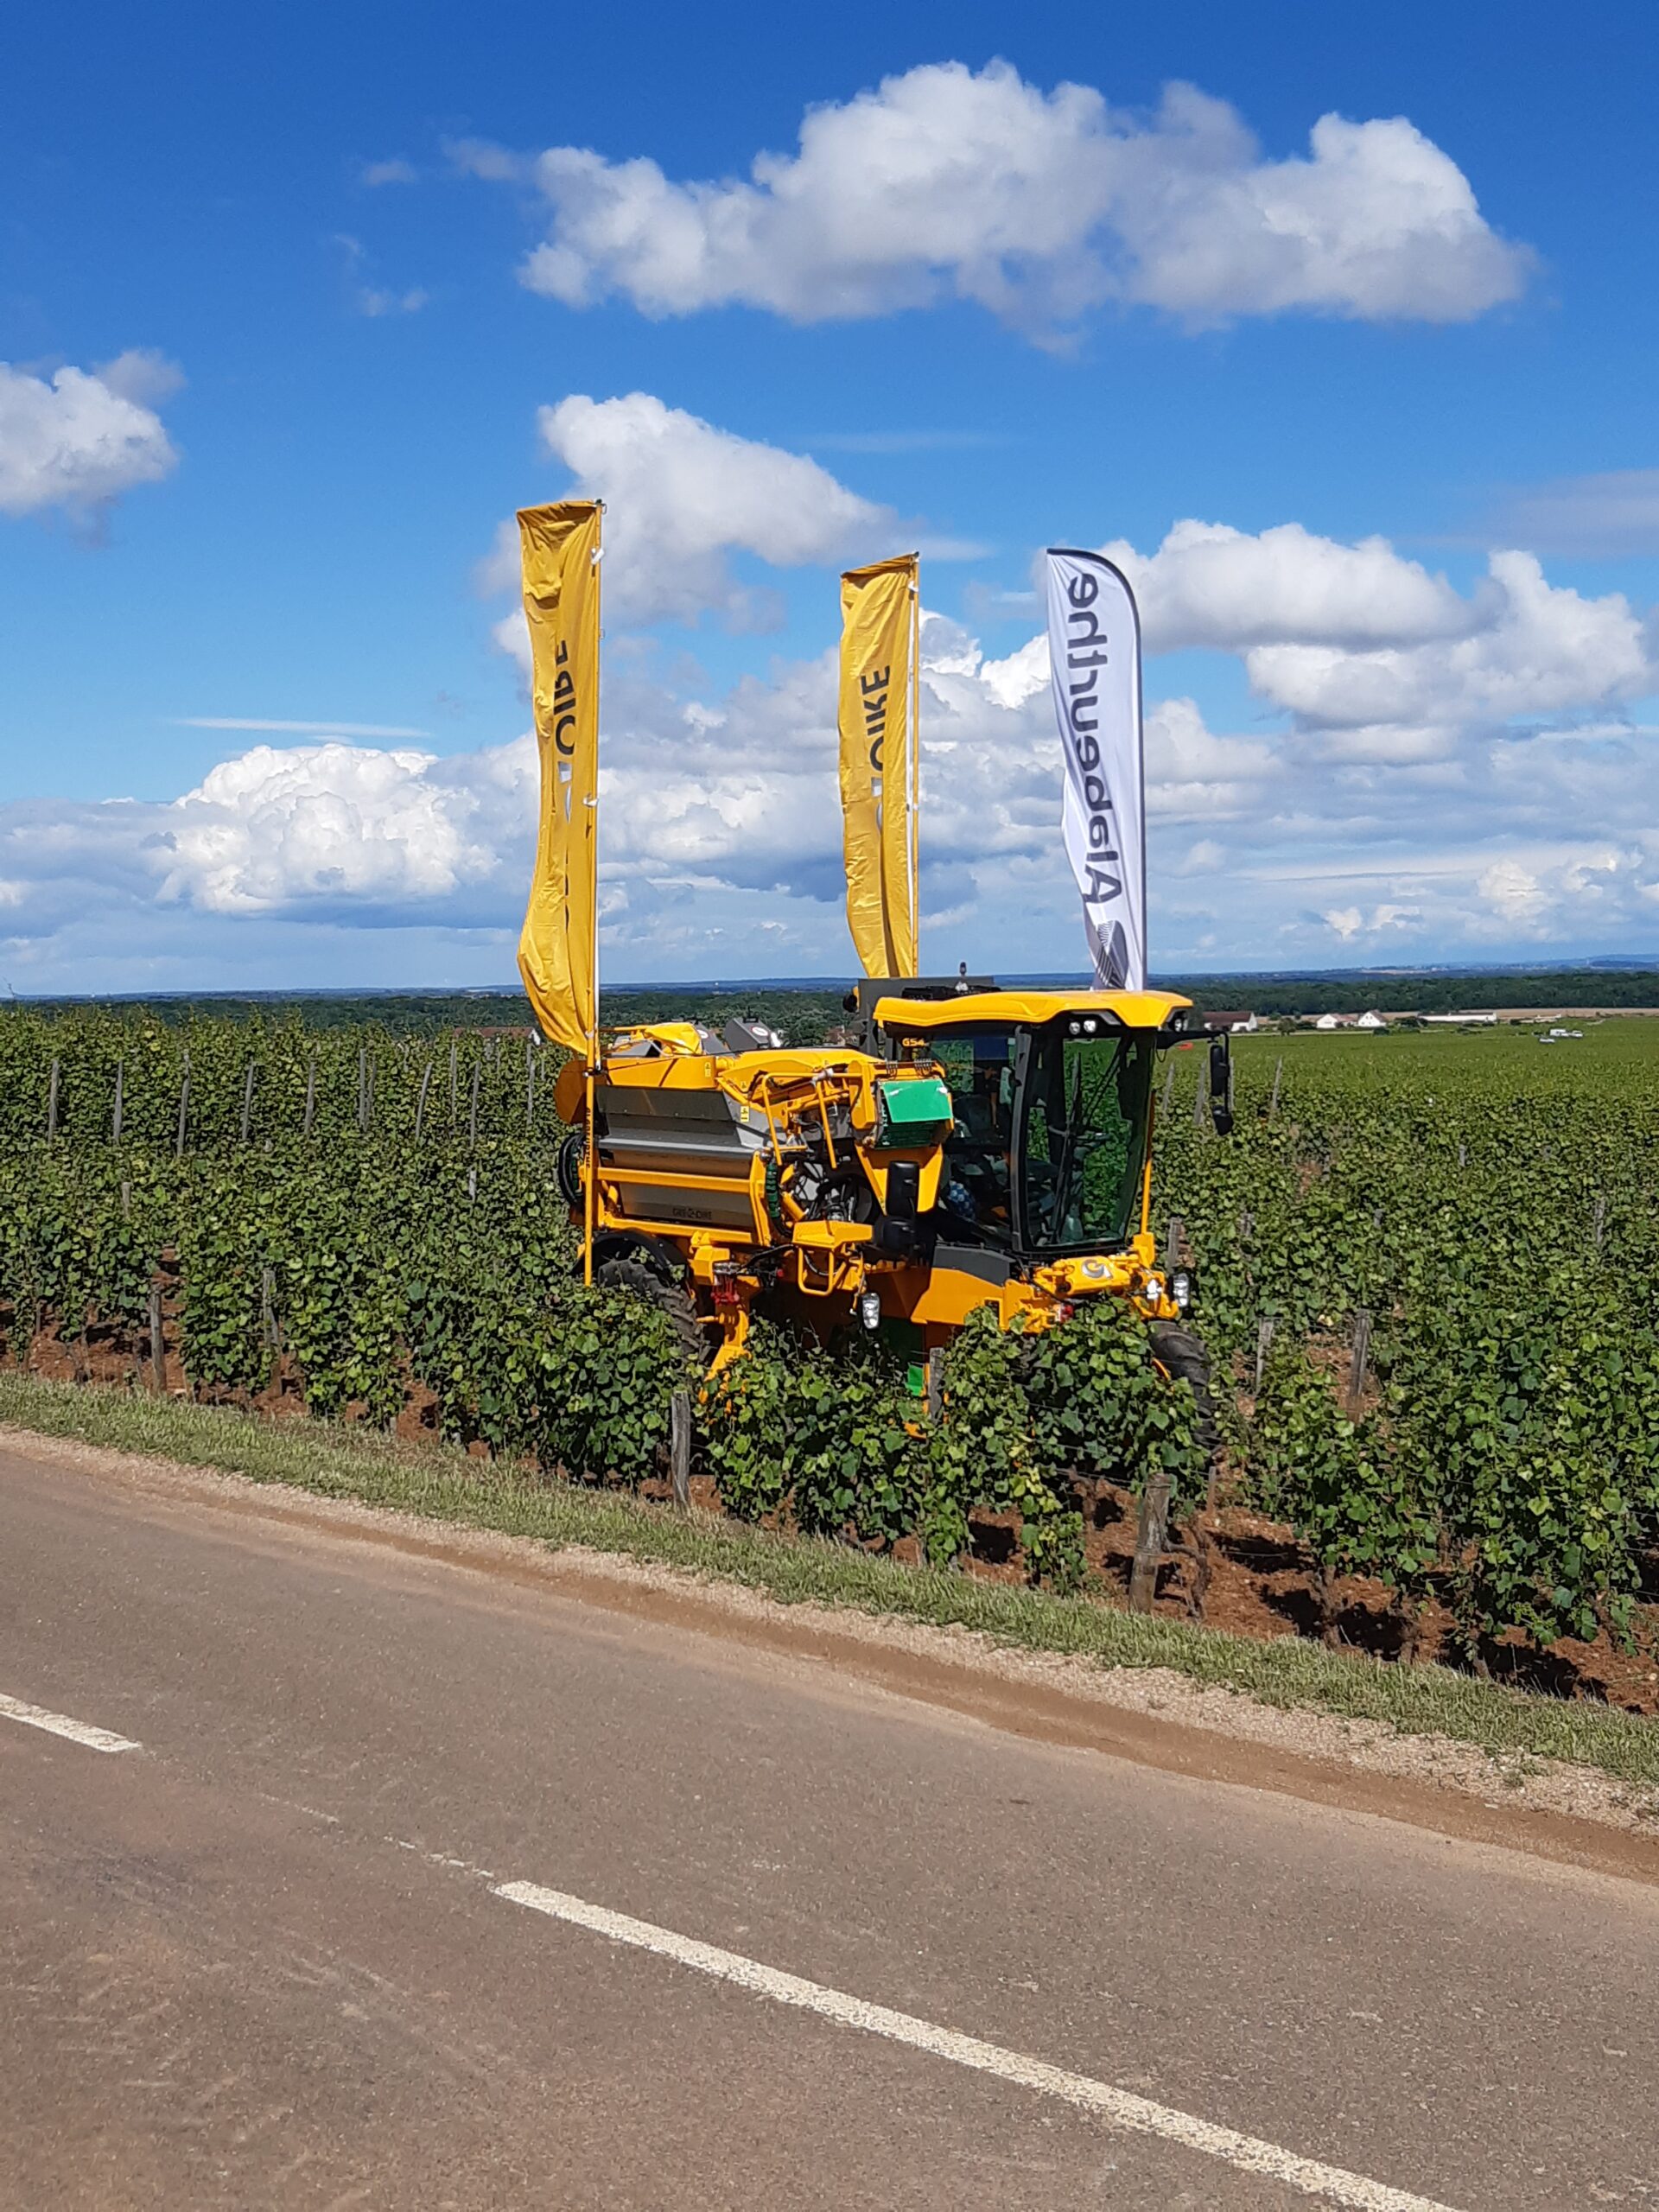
(928, 1027), (1016, 1249)
(1017, 1024), (1154, 1252)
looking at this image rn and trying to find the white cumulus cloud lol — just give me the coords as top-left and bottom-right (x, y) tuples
(159, 742), (522, 914)
(1101, 518), (1470, 653)
(466, 62), (1532, 336)
(1245, 551), (1653, 736)
(1091, 519), (1658, 766)
(1477, 857), (1548, 926)
(0, 352), (182, 519)
(490, 391), (901, 630)
(1144, 697), (1276, 821)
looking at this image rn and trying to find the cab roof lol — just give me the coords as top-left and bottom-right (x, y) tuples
(871, 988), (1193, 1034)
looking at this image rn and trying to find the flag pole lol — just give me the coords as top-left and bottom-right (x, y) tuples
(593, 1061), (606, 1292)
(908, 572), (920, 975)
(583, 511), (604, 1287)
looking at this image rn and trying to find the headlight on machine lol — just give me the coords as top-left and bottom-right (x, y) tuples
(1143, 1274), (1165, 1306)
(858, 1289), (882, 1332)
(1171, 1268), (1192, 1312)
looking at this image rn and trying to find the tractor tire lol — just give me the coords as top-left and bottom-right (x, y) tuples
(556, 1128), (586, 1211)
(594, 1252), (709, 1372)
(1149, 1321), (1219, 1464)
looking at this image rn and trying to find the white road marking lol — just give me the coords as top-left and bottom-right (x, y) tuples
(494, 1880), (1462, 2212)
(0, 1690), (141, 1755)
(387, 1835), (498, 1881)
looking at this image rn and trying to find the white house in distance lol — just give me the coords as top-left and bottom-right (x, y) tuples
(1356, 1011), (1388, 1031)
(1312, 1010), (1387, 1031)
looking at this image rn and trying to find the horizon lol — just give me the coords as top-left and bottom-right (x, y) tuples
(14, 951), (1659, 1007)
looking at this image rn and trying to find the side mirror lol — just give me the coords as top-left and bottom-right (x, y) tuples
(1208, 1034), (1235, 1137)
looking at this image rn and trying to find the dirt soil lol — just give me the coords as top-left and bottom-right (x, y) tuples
(1067, 1480), (1659, 1716)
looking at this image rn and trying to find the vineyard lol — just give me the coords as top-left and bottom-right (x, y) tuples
(3, 1005), (1659, 1705)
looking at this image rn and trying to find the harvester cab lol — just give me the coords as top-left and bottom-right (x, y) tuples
(850, 976), (1205, 1323)
(553, 976), (1227, 1383)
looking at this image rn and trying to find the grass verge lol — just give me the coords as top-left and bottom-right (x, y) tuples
(4, 1370), (1658, 1791)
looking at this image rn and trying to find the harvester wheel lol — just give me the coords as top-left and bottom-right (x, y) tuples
(556, 1128), (586, 1210)
(1148, 1322), (1219, 1463)
(594, 1252), (709, 1372)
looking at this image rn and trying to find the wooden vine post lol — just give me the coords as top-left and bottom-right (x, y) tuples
(1254, 1314), (1275, 1395)
(260, 1265), (280, 1384)
(1128, 1475), (1172, 1613)
(175, 1052), (190, 1159)
(1347, 1309), (1372, 1414)
(670, 1390), (692, 1510)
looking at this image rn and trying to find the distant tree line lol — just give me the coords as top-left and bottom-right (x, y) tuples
(1154, 969), (1659, 1016)
(18, 967), (1659, 1040)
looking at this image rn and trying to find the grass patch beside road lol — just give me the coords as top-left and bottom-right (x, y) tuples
(3, 1371), (1658, 1791)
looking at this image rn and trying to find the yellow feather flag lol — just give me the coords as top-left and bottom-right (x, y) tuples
(838, 554), (919, 978)
(517, 500), (602, 1060)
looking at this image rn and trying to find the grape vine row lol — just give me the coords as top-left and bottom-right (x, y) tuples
(1157, 1026), (1659, 1660)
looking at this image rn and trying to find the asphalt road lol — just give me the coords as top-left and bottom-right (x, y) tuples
(2, 1440), (1656, 2210)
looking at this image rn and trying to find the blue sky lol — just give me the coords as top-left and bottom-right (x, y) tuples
(3, 0), (1657, 990)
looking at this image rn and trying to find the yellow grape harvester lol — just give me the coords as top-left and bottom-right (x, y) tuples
(552, 975), (1234, 1401)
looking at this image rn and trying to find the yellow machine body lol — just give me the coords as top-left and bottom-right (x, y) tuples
(562, 983), (1198, 1370)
